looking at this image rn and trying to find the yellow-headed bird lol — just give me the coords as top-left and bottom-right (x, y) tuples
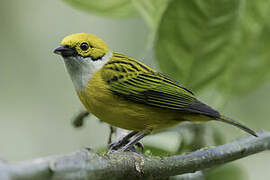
(54, 33), (257, 153)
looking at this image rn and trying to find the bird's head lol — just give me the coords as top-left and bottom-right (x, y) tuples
(54, 33), (112, 92)
(54, 33), (109, 60)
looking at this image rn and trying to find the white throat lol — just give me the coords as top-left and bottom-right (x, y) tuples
(63, 51), (112, 92)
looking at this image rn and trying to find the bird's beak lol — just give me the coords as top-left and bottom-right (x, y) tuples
(53, 46), (76, 57)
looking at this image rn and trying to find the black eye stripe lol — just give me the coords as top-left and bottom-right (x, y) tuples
(62, 42), (102, 61)
(80, 42), (89, 51)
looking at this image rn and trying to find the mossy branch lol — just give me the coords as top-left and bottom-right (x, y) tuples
(0, 131), (269, 180)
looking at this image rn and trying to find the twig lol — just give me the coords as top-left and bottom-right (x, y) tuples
(72, 110), (90, 128)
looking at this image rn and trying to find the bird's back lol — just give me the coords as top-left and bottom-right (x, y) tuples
(102, 52), (220, 118)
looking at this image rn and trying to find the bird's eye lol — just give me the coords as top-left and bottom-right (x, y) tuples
(80, 42), (89, 51)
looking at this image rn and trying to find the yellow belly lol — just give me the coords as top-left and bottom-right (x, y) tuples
(77, 71), (209, 132)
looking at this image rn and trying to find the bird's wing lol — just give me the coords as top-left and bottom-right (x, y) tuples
(101, 53), (219, 118)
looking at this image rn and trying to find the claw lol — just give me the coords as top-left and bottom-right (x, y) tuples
(108, 142), (144, 154)
(107, 131), (145, 154)
(109, 139), (125, 150)
(135, 142), (144, 152)
(107, 146), (138, 154)
(108, 140), (128, 153)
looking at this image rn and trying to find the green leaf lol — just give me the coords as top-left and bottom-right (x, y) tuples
(155, 0), (241, 92)
(155, 0), (270, 96)
(222, 1), (270, 95)
(62, 0), (136, 18)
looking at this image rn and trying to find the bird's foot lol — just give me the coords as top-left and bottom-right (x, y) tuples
(107, 141), (144, 154)
(109, 139), (126, 151)
(107, 131), (146, 154)
(135, 141), (144, 152)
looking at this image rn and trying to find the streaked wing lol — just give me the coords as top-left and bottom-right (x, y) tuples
(102, 53), (219, 118)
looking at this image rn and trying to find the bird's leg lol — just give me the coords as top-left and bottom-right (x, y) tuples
(107, 126), (116, 145)
(125, 142), (145, 153)
(118, 132), (148, 152)
(109, 131), (139, 152)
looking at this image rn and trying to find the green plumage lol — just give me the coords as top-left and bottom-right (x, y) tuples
(104, 53), (220, 118)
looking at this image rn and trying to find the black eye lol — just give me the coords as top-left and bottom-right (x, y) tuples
(80, 42), (89, 51)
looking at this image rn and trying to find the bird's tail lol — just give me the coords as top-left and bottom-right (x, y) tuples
(216, 115), (258, 137)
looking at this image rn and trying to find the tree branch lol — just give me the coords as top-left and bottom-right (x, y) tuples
(0, 131), (269, 180)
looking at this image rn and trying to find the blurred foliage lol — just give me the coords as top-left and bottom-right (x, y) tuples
(225, 1), (270, 95)
(206, 164), (246, 180)
(132, 0), (170, 31)
(156, 0), (270, 97)
(62, 0), (136, 18)
(156, 0), (241, 92)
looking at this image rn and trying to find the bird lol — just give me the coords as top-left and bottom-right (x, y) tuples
(54, 33), (257, 153)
